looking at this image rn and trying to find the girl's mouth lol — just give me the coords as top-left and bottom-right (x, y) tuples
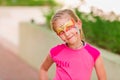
(67, 35), (74, 40)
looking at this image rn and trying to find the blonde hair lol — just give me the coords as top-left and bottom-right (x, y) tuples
(51, 9), (85, 41)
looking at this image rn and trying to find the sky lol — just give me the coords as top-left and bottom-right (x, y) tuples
(56, 0), (120, 14)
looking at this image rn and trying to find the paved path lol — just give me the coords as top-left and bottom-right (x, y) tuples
(0, 40), (39, 80)
(98, 48), (120, 80)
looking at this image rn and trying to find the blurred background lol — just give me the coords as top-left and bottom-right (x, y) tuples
(0, 0), (120, 80)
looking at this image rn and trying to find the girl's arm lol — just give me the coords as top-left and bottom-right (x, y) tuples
(94, 56), (107, 80)
(40, 54), (54, 80)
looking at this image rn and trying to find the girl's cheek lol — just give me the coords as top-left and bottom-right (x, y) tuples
(76, 29), (80, 34)
(73, 28), (80, 35)
(71, 29), (78, 34)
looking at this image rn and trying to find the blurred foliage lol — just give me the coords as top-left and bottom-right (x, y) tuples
(44, 8), (55, 30)
(75, 8), (120, 54)
(0, 0), (58, 6)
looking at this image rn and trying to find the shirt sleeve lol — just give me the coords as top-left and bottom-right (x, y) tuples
(85, 44), (100, 63)
(49, 44), (64, 59)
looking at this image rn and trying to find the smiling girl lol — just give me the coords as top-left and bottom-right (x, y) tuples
(40, 9), (106, 80)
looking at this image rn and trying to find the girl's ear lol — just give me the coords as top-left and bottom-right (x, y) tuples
(77, 20), (82, 29)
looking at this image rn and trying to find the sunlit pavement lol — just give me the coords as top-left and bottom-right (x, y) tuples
(0, 40), (38, 80)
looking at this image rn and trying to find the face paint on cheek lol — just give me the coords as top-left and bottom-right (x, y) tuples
(75, 26), (80, 34)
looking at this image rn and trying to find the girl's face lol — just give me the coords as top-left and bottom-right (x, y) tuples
(54, 17), (82, 45)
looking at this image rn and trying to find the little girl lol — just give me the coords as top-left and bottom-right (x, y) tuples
(40, 9), (106, 80)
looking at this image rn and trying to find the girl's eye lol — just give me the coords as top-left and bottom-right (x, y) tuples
(66, 26), (73, 31)
(58, 31), (64, 35)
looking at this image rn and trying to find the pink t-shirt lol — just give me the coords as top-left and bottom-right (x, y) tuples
(50, 43), (100, 80)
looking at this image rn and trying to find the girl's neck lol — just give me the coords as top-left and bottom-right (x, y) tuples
(66, 40), (83, 49)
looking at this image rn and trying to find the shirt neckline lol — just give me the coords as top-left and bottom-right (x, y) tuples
(63, 41), (87, 52)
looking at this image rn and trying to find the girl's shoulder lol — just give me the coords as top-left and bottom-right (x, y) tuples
(84, 43), (101, 62)
(49, 44), (65, 58)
